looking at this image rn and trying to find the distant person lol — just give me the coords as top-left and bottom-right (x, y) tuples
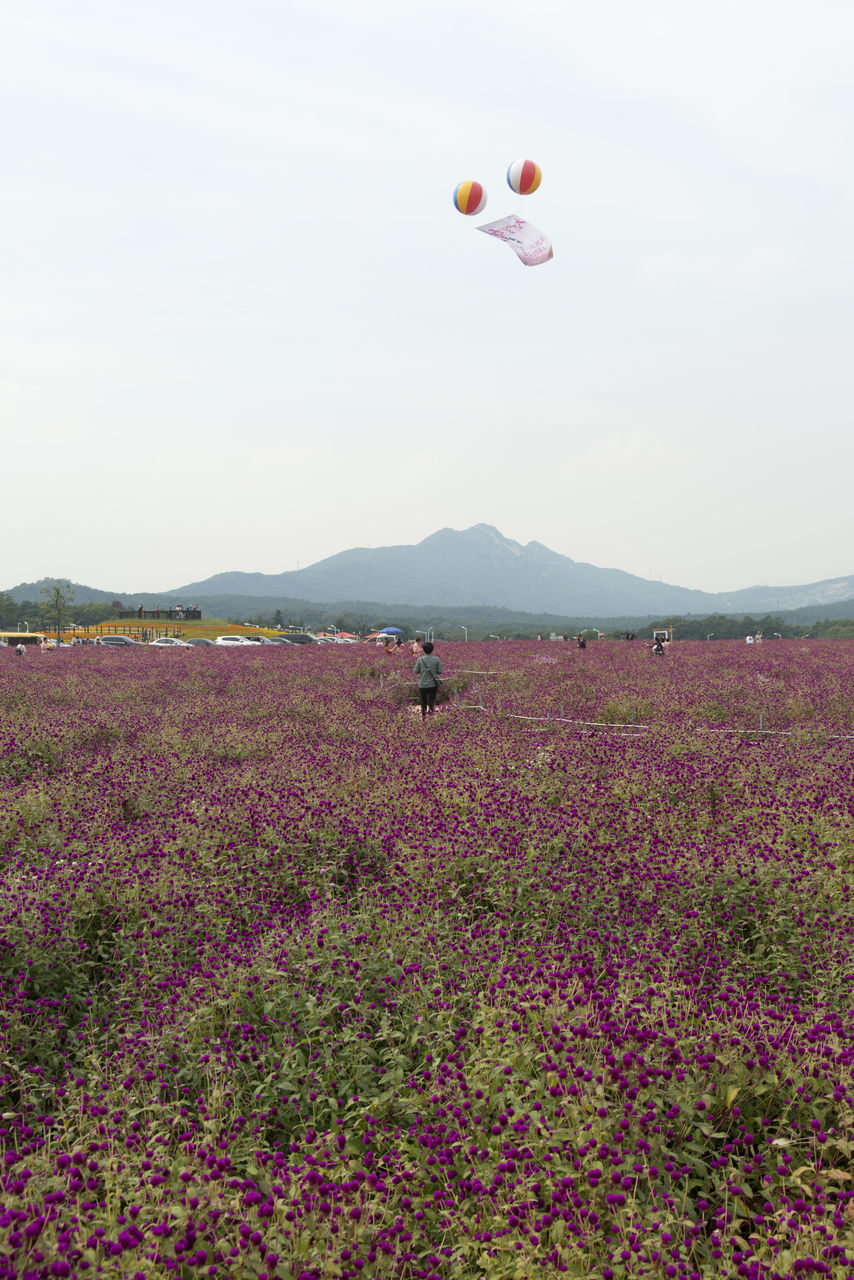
(414, 641), (443, 719)
(576, 635), (586, 650)
(411, 638), (424, 658)
(395, 635), (404, 651)
(746, 634), (754, 645)
(755, 630), (763, 644)
(652, 636), (665, 656)
(15, 642), (25, 657)
(537, 633), (543, 642)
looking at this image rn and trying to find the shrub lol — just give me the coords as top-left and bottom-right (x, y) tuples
(387, 674), (470, 707)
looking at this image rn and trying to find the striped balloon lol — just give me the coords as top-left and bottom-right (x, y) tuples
(506, 159), (542, 195)
(453, 180), (487, 216)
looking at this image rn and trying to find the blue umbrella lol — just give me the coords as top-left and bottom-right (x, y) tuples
(380, 627), (403, 635)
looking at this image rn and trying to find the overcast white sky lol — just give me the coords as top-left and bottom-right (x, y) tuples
(2, 0), (852, 594)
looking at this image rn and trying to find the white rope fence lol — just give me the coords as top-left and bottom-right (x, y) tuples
(379, 668), (854, 742)
(440, 676), (854, 742)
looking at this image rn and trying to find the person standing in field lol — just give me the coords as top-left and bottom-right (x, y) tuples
(411, 637), (424, 658)
(414, 641), (443, 719)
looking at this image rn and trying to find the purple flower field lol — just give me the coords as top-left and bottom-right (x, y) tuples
(1, 640), (853, 1279)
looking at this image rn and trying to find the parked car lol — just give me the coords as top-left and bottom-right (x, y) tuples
(283, 634), (316, 645)
(268, 636), (294, 645)
(148, 637), (191, 648)
(185, 637), (217, 647)
(97, 635), (146, 647)
(214, 635), (256, 646)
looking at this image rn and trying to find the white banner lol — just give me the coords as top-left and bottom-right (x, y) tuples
(477, 215), (553, 266)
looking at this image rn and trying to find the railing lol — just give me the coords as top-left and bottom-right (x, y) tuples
(60, 625), (186, 642)
(117, 609), (201, 622)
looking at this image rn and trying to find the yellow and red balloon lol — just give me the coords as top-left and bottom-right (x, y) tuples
(453, 180), (487, 216)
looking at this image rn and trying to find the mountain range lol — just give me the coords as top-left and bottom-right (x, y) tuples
(7, 524), (854, 620)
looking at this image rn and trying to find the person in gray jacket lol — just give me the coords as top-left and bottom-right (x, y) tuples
(414, 641), (443, 719)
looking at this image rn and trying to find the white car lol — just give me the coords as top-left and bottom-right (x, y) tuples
(214, 635), (256, 646)
(149, 637), (191, 648)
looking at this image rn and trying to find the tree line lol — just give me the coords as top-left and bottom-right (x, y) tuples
(0, 583), (114, 636)
(231, 605), (854, 642)
(3, 584), (853, 642)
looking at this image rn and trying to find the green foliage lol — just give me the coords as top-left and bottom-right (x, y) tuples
(72, 600), (117, 625)
(38, 578), (74, 639)
(0, 590), (19, 628)
(599, 694), (652, 723)
(0, 736), (65, 783)
(811, 617), (854, 638)
(3, 593), (114, 631)
(387, 674), (471, 707)
(622, 612), (799, 640)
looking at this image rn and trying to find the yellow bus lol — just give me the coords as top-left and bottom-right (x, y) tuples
(0, 631), (47, 647)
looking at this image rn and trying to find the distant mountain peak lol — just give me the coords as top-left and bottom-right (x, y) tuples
(6, 526), (853, 619)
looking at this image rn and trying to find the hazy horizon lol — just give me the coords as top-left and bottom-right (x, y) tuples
(5, 522), (853, 601)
